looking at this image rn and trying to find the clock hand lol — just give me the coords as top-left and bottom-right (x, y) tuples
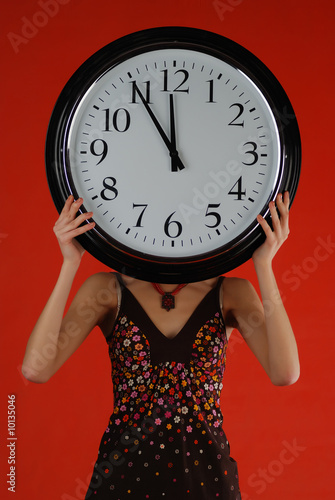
(133, 83), (185, 171)
(169, 93), (179, 172)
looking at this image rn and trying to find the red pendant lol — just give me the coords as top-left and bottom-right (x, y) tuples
(161, 293), (175, 311)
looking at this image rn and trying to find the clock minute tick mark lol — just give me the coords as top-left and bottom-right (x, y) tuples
(92, 195), (98, 200)
(216, 229), (221, 235)
(249, 107), (256, 113)
(217, 73), (222, 80)
(93, 105), (99, 110)
(126, 228), (131, 234)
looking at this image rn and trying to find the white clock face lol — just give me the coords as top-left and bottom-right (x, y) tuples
(65, 47), (281, 259)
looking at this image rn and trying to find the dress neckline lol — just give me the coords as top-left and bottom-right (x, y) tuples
(117, 276), (223, 341)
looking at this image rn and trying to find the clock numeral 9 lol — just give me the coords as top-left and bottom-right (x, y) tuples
(100, 177), (118, 201)
(90, 139), (108, 165)
(164, 212), (183, 238)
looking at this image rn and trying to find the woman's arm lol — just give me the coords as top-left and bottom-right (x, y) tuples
(228, 192), (300, 385)
(21, 196), (117, 383)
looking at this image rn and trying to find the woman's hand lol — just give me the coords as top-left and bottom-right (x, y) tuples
(252, 191), (290, 267)
(53, 195), (95, 265)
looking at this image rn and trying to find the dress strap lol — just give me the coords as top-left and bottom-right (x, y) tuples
(217, 275), (225, 313)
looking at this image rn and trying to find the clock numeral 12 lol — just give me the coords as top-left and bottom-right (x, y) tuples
(161, 69), (190, 93)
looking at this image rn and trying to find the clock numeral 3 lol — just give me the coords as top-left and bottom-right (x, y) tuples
(242, 141), (259, 166)
(164, 212), (183, 238)
(100, 177), (118, 201)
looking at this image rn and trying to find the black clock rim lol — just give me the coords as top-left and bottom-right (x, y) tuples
(45, 26), (301, 283)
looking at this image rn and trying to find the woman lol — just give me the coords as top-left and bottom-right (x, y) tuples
(22, 191), (299, 499)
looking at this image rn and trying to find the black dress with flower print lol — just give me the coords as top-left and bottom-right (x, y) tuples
(85, 276), (241, 500)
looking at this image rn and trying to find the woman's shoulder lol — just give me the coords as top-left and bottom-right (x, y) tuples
(221, 275), (255, 305)
(81, 270), (119, 294)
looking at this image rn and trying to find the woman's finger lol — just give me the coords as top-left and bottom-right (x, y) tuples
(54, 211), (93, 236)
(269, 199), (281, 233)
(57, 221), (95, 243)
(256, 213), (274, 239)
(55, 197), (84, 228)
(276, 192), (290, 235)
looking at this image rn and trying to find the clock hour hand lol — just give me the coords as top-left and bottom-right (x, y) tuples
(169, 93), (180, 172)
(133, 83), (185, 171)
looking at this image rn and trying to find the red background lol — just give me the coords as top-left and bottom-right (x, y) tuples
(1, 0), (334, 499)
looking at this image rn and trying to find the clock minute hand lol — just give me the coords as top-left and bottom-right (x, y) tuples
(134, 84), (185, 171)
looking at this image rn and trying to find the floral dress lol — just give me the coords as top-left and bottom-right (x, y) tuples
(85, 276), (241, 499)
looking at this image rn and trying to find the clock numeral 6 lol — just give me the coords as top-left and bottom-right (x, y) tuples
(100, 177), (118, 201)
(164, 212), (183, 238)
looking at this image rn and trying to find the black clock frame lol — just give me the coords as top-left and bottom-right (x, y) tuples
(45, 26), (301, 283)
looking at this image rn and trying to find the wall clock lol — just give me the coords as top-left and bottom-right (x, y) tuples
(45, 27), (301, 283)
